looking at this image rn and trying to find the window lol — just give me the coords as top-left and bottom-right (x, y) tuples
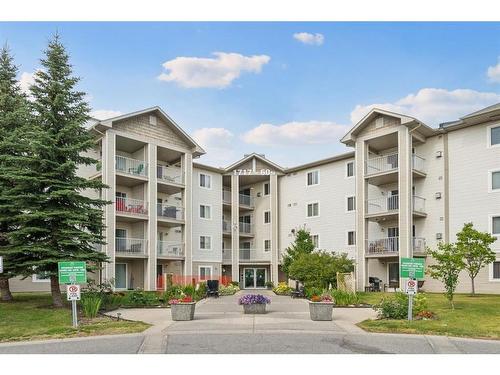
(311, 235), (319, 248)
(307, 170), (320, 186)
(346, 161), (354, 177)
(493, 262), (500, 280)
(199, 204), (212, 219)
(347, 231), (356, 246)
(492, 171), (500, 191)
(264, 240), (271, 252)
(490, 125), (500, 146)
(32, 271), (50, 283)
(492, 216), (500, 238)
(199, 173), (211, 189)
(199, 266), (212, 281)
(347, 196), (356, 212)
(307, 202), (319, 217)
(264, 210), (271, 224)
(263, 182), (270, 196)
(149, 115), (157, 125)
(200, 236), (212, 250)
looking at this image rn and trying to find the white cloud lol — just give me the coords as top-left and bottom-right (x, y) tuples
(19, 71), (35, 96)
(241, 121), (349, 147)
(293, 32), (324, 46)
(90, 110), (122, 120)
(157, 52), (271, 89)
(192, 127), (237, 166)
(350, 88), (500, 126)
(487, 59), (500, 83)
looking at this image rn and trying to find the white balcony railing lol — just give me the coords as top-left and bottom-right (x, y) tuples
(115, 155), (148, 177)
(157, 165), (183, 185)
(223, 220), (231, 233)
(157, 241), (184, 257)
(239, 248), (271, 261)
(157, 204), (184, 221)
(413, 195), (426, 213)
(115, 197), (148, 215)
(239, 222), (253, 235)
(239, 194), (254, 207)
(222, 189), (231, 204)
(413, 237), (426, 254)
(115, 238), (147, 255)
(365, 153), (398, 175)
(222, 249), (232, 261)
(366, 196), (399, 215)
(412, 154), (426, 173)
(366, 237), (399, 255)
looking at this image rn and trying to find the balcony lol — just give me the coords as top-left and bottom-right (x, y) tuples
(115, 155), (148, 178)
(115, 238), (147, 257)
(239, 193), (254, 208)
(222, 248), (271, 263)
(115, 197), (148, 218)
(222, 220), (231, 235)
(366, 237), (427, 257)
(222, 189), (231, 205)
(365, 195), (426, 220)
(157, 241), (184, 258)
(157, 204), (184, 225)
(413, 237), (427, 256)
(239, 222), (254, 236)
(222, 249), (232, 263)
(365, 152), (426, 185)
(157, 165), (184, 194)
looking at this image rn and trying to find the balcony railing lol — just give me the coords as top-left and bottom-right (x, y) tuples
(239, 222), (253, 235)
(157, 204), (184, 221)
(366, 237), (399, 255)
(366, 196), (399, 215)
(157, 241), (184, 257)
(223, 220), (231, 233)
(413, 195), (426, 213)
(413, 237), (426, 254)
(157, 165), (183, 185)
(222, 249), (232, 261)
(239, 248), (271, 261)
(115, 155), (148, 177)
(115, 238), (147, 255)
(365, 153), (398, 175)
(239, 194), (254, 207)
(222, 189), (231, 204)
(115, 197), (148, 215)
(412, 154), (426, 173)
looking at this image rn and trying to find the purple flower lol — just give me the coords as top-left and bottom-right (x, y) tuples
(238, 294), (271, 305)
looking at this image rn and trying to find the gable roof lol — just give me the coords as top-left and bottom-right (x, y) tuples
(89, 106), (205, 156)
(440, 102), (500, 131)
(224, 152), (285, 173)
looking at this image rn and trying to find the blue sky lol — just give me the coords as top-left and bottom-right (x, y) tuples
(1, 22), (500, 167)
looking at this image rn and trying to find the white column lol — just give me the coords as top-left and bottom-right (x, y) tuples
(355, 139), (368, 291)
(146, 144), (157, 291)
(270, 173), (279, 284)
(182, 153), (193, 282)
(231, 174), (240, 283)
(102, 131), (116, 285)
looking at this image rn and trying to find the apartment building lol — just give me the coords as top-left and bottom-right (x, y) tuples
(9, 104), (500, 294)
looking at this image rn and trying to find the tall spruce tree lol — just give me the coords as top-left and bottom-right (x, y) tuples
(0, 45), (31, 302)
(8, 34), (108, 307)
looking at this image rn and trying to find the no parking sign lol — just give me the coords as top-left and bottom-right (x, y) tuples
(66, 284), (81, 301)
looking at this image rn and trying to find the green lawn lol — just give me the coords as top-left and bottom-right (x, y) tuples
(357, 292), (500, 340)
(0, 293), (150, 343)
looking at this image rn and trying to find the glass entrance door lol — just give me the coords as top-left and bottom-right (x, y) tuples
(244, 268), (255, 289)
(244, 268), (267, 288)
(255, 268), (266, 288)
(115, 264), (127, 289)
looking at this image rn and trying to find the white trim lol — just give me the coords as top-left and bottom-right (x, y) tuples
(306, 201), (320, 218)
(199, 172), (212, 190)
(490, 214), (500, 249)
(198, 265), (213, 281)
(199, 203), (212, 220)
(263, 182), (270, 196)
(263, 239), (271, 252)
(306, 169), (320, 187)
(115, 263), (128, 290)
(345, 160), (355, 179)
(199, 235), (213, 251)
(263, 210), (271, 224)
(311, 234), (320, 249)
(488, 260), (500, 282)
(487, 123), (500, 148)
(488, 169), (500, 193)
(346, 230), (356, 246)
(346, 195), (356, 213)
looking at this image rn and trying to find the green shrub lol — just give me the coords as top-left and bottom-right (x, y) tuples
(230, 281), (239, 287)
(81, 293), (102, 318)
(265, 281), (275, 289)
(374, 292), (430, 319)
(125, 289), (160, 306)
(304, 286), (324, 299)
(273, 282), (293, 295)
(329, 290), (360, 306)
(196, 282), (207, 300)
(163, 284), (183, 303)
(182, 284), (196, 297)
(219, 284), (240, 296)
(101, 293), (125, 310)
(413, 293), (428, 314)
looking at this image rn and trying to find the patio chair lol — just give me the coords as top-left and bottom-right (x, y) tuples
(129, 163), (145, 176)
(206, 280), (219, 298)
(291, 281), (305, 298)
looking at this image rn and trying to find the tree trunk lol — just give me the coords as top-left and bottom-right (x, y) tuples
(50, 275), (63, 308)
(471, 277), (476, 296)
(0, 277), (13, 302)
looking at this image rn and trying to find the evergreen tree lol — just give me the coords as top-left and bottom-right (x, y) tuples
(281, 227), (315, 277)
(8, 34), (109, 307)
(0, 45), (31, 302)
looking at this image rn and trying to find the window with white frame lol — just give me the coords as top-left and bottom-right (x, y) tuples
(199, 204), (212, 219)
(492, 262), (500, 280)
(347, 196), (356, 211)
(307, 170), (320, 186)
(264, 239), (271, 252)
(264, 210), (271, 224)
(199, 236), (212, 250)
(311, 235), (319, 248)
(263, 182), (270, 196)
(199, 173), (212, 189)
(491, 125), (500, 146)
(492, 216), (500, 239)
(347, 231), (356, 246)
(199, 266), (212, 281)
(346, 161), (354, 177)
(307, 202), (319, 217)
(492, 171), (500, 191)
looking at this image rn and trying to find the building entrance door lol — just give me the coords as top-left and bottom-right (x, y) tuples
(243, 268), (267, 289)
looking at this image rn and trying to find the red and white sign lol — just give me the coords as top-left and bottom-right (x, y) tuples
(405, 279), (418, 295)
(67, 284), (81, 301)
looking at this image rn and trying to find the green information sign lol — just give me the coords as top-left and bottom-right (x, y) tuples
(58, 261), (87, 284)
(400, 257), (425, 279)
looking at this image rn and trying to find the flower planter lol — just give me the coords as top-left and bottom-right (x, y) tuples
(170, 302), (196, 321)
(242, 303), (267, 314)
(309, 301), (334, 321)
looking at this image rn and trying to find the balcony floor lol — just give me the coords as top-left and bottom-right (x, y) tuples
(157, 180), (184, 195)
(116, 173), (148, 187)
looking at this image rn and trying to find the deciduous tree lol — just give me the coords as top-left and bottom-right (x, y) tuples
(281, 227), (315, 277)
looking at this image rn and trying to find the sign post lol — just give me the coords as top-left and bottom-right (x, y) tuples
(59, 262), (86, 329)
(401, 258), (424, 322)
(405, 278), (418, 321)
